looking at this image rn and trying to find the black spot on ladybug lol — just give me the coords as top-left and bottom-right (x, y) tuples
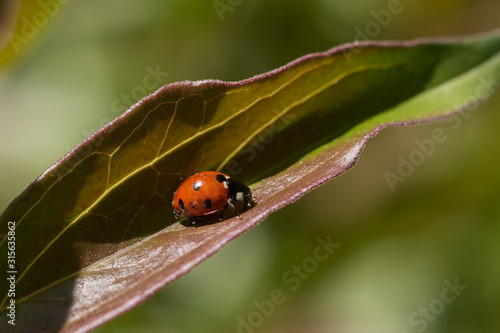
(216, 174), (227, 183)
(204, 198), (212, 209)
(193, 180), (202, 191)
(178, 199), (185, 210)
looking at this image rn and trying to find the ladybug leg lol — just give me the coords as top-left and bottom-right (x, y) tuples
(227, 200), (242, 219)
(219, 204), (228, 220)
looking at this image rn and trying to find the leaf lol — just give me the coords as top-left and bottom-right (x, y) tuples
(1, 30), (500, 332)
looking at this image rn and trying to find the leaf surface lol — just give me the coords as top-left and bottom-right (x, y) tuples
(1, 31), (500, 332)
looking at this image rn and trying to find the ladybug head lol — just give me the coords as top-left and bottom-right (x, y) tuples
(225, 178), (252, 203)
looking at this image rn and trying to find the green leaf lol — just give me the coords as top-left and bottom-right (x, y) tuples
(1, 30), (500, 332)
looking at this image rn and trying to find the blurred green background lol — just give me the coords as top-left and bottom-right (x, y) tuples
(1, 0), (499, 332)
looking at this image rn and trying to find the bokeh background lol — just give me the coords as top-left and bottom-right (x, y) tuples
(1, 0), (499, 332)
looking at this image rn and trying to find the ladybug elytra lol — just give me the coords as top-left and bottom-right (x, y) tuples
(172, 171), (253, 222)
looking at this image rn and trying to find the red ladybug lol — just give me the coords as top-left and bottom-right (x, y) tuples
(172, 171), (253, 221)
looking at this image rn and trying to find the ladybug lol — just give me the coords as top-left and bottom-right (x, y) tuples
(172, 171), (253, 221)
